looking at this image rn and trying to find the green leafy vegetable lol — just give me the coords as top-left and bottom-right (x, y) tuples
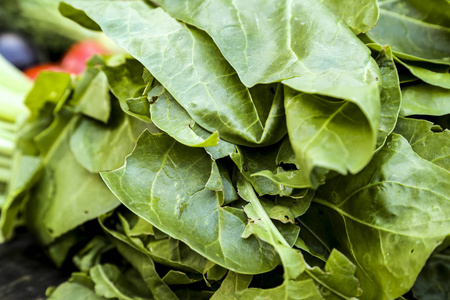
(400, 84), (450, 117)
(366, 2), (450, 65)
(307, 134), (450, 299)
(1, 0), (449, 299)
(101, 130), (279, 274)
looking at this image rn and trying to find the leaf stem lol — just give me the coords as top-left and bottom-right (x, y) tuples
(0, 137), (15, 156)
(0, 156), (11, 169)
(0, 97), (27, 123)
(240, 179), (291, 248)
(0, 166), (10, 183)
(0, 129), (15, 142)
(0, 119), (16, 132)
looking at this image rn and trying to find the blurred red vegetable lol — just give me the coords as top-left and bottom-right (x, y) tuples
(24, 63), (65, 80)
(60, 40), (108, 74)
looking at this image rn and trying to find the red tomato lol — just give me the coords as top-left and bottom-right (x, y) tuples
(60, 40), (108, 74)
(24, 63), (66, 80)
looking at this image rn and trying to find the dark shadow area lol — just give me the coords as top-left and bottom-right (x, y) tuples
(0, 228), (69, 300)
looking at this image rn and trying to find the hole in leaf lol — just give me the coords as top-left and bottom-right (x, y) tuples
(279, 163), (297, 171)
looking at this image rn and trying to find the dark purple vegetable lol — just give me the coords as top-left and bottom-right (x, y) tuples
(0, 32), (39, 70)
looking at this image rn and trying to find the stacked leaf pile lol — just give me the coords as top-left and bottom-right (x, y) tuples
(1, 0), (450, 299)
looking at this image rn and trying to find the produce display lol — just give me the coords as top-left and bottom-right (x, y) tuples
(0, 0), (450, 299)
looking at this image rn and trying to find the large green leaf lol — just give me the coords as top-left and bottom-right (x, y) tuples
(319, 0), (379, 34)
(149, 86), (219, 148)
(395, 59), (450, 89)
(375, 46), (402, 150)
(70, 103), (153, 173)
(100, 215), (179, 300)
(26, 113), (119, 245)
(63, 0), (286, 146)
(101, 130), (279, 274)
(157, 1), (381, 169)
(156, 0), (380, 88)
(394, 117), (450, 171)
(284, 87), (374, 186)
(99, 212), (211, 275)
(100, 55), (152, 123)
(238, 178), (361, 299)
(90, 264), (153, 300)
(366, 3), (450, 65)
(0, 155), (42, 241)
(399, 84), (450, 117)
(378, 0), (450, 28)
(308, 133), (450, 300)
(238, 279), (322, 300)
(24, 72), (72, 122)
(48, 273), (106, 300)
(231, 142), (295, 196)
(70, 58), (111, 123)
(246, 137), (320, 191)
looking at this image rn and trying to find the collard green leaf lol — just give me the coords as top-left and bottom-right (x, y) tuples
(285, 87), (374, 186)
(251, 138), (328, 190)
(70, 61), (111, 123)
(394, 117), (450, 171)
(58, 1), (102, 31)
(0, 155), (42, 241)
(162, 270), (203, 286)
(211, 271), (253, 300)
(309, 133), (450, 300)
(231, 143), (296, 196)
(73, 236), (112, 272)
(101, 55), (151, 123)
(238, 178), (361, 299)
(113, 237), (179, 300)
(366, 5), (450, 65)
(48, 273), (106, 300)
(99, 212), (210, 277)
(64, 0), (286, 146)
(70, 104), (154, 173)
(378, 0), (450, 28)
(400, 84), (450, 116)
(26, 114), (119, 245)
(319, 0), (379, 34)
(90, 264), (152, 300)
(238, 178), (306, 280)
(396, 59), (450, 89)
(24, 72), (72, 122)
(375, 46), (402, 150)
(237, 279), (322, 300)
(157, 0), (380, 89)
(66, 0), (380, 179)
(150, 86), (219, 147)
(109, 213), (194, 300)
(101, 130), (279, 274)
(47, 231), (80, 268)
(206, 264), (228, 281)
(157, 1), (381, 172)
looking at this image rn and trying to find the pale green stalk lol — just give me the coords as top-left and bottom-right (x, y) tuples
(0, 156), (10, 169)
(0, 166), (10, 183)
(0, 137), (14, 156)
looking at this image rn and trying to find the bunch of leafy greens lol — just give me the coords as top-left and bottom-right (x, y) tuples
(1, 0), (450, 299)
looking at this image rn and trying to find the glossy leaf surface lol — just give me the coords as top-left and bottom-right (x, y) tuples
(101, 131), (279, 274)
